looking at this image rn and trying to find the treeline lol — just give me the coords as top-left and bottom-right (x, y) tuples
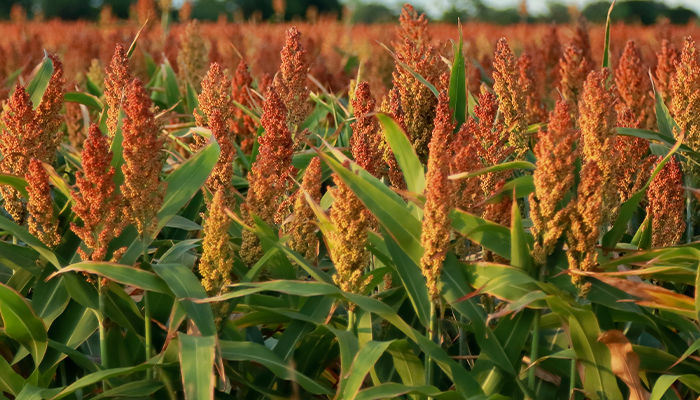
(0, 0), (696, 24)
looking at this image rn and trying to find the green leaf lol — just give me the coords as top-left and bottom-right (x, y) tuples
(91, 380), (163, 399)
(26, 54), (53, 109)
(220, 340), (334, 395)
(320, 149), (423, 264)
(157, 142), (220, 231)
(451, 210), (511, 259)
(52, 262), (171, 294)
(377, 113), (425, 194)
(383, 233), (430, 327)
(0, 173), (28, 197)
(179, 334), (216, 400)
(650, 374), (691, 400)
(31, 276), (70, 327)
(152, 263), (216, 336)
(388, 340), (426, 387)
(0, 353), (24, 396)
(483, 175), (534, 204)
(449, 160), (536, 181)
(510, 194), (532, 274)
(547, 297), (622, 400)
(50, 364), (151, 399)
(449, 23), (467, 126)
(0, 215), (61, 269)
(601, 0), (616, 69)
(0, 283), (48, 367)
(355, 384), (444, 400)
(64, 91), (103, 110)
(163, 61), (182, 110)
(342, 341), (394, 399)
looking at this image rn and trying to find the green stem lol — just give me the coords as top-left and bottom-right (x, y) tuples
(142, 237), (153, 378)
(528, 310), (540, 394)
(347, 308), (355, 332)
(426, 301), (438, 396)
(98, 279), (108, 366)
(686, 175), (694, 244)
(458, 314), (467, 368)
(569, 356), (576, 400)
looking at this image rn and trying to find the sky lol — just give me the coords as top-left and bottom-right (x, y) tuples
(379, 0), (700, 17)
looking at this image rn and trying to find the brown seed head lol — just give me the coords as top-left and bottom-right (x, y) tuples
(420, 90), (454, 300)
(615, 40), (655, 130)
(231, 60), (256, 152)
(518, 52), (547, 125)
(670, 37), (700, 179)
(567, 161), (604, 288)
(26, 159), (60, 247)
(121, 79), (166, 236)
(530, 100), (578, 264)
(379, 87), (406, 190)
(655, 39), (679, 105)
(196, 62), (232, 128)
(240, 88), (295, 265)
(34, 54), (65, 163)
(558, 43), (593, 112)
(493, 38), (527, 156)
(104, 43), (130, 138)
(329, 174), (371, 299)
(647, 157), (685, 247)
(392, 3), (443, 162)
(351, 82), (383, 177)
(199, 189), (235, 294)
(287, 157), (322, 263)
(71, 124), (125, 261)
(274, 26), (312, 135)
(177, 20), (209, 90)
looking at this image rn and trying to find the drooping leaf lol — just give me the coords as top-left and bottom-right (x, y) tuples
(0, 283), (48, 367)
(178, 334), (216, 400)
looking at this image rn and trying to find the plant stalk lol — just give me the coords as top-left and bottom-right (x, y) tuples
(142, 237), (153, 378)
(426, 301), (438, 395)
(347, 308), (355, 332)
(527, 310), (540, 393)
(569, 356), (576, 400)
(686, 175), (694, 244)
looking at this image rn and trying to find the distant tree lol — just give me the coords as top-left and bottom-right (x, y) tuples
(440, 5), (469, 24)
(582, 0), (696, 25)
(544, 1), (570, 23)
(351, 2), (395, 23)
(0, 0), (34, 19)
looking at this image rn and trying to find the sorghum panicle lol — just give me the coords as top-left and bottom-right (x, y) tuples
(615, 40), (655, 130)
(274, 27), (312, 138)
(655, 39), (679, 106)
(567, 161), (604, 290)
(392, 3), (442, 162)
(529, 100), (578, 264)
(615, 107), (651, 204)
(578, 69), (619, 221)
(104, 43), (130, 137)
(199, 189), (235, 294)
(420, 90), (454, 300)
(351, 81), (383, 177)
(231, 60), (256, 152)
(518, 53), (547, 125)
(287, 157), (322, 263)
(177, 20), (209, 90)
(121, 79), (166, 236)
(647, 157), (685, 247)
(493, 38), (527, 156)
(558, 43), (593, 113)
(35, 54), (66, 164)
(450, 121), (484, 214)
(71, 124), (124, 261)
(240, 88), (295, 265)
(26, 159), (60, 247)
(0, 86), (39, 222)
(670, 37), (700, 181)
(195, 62), (232, 128)
(329, 173), (372, 299)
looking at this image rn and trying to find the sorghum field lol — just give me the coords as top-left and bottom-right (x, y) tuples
(0, 1), (699, 399)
